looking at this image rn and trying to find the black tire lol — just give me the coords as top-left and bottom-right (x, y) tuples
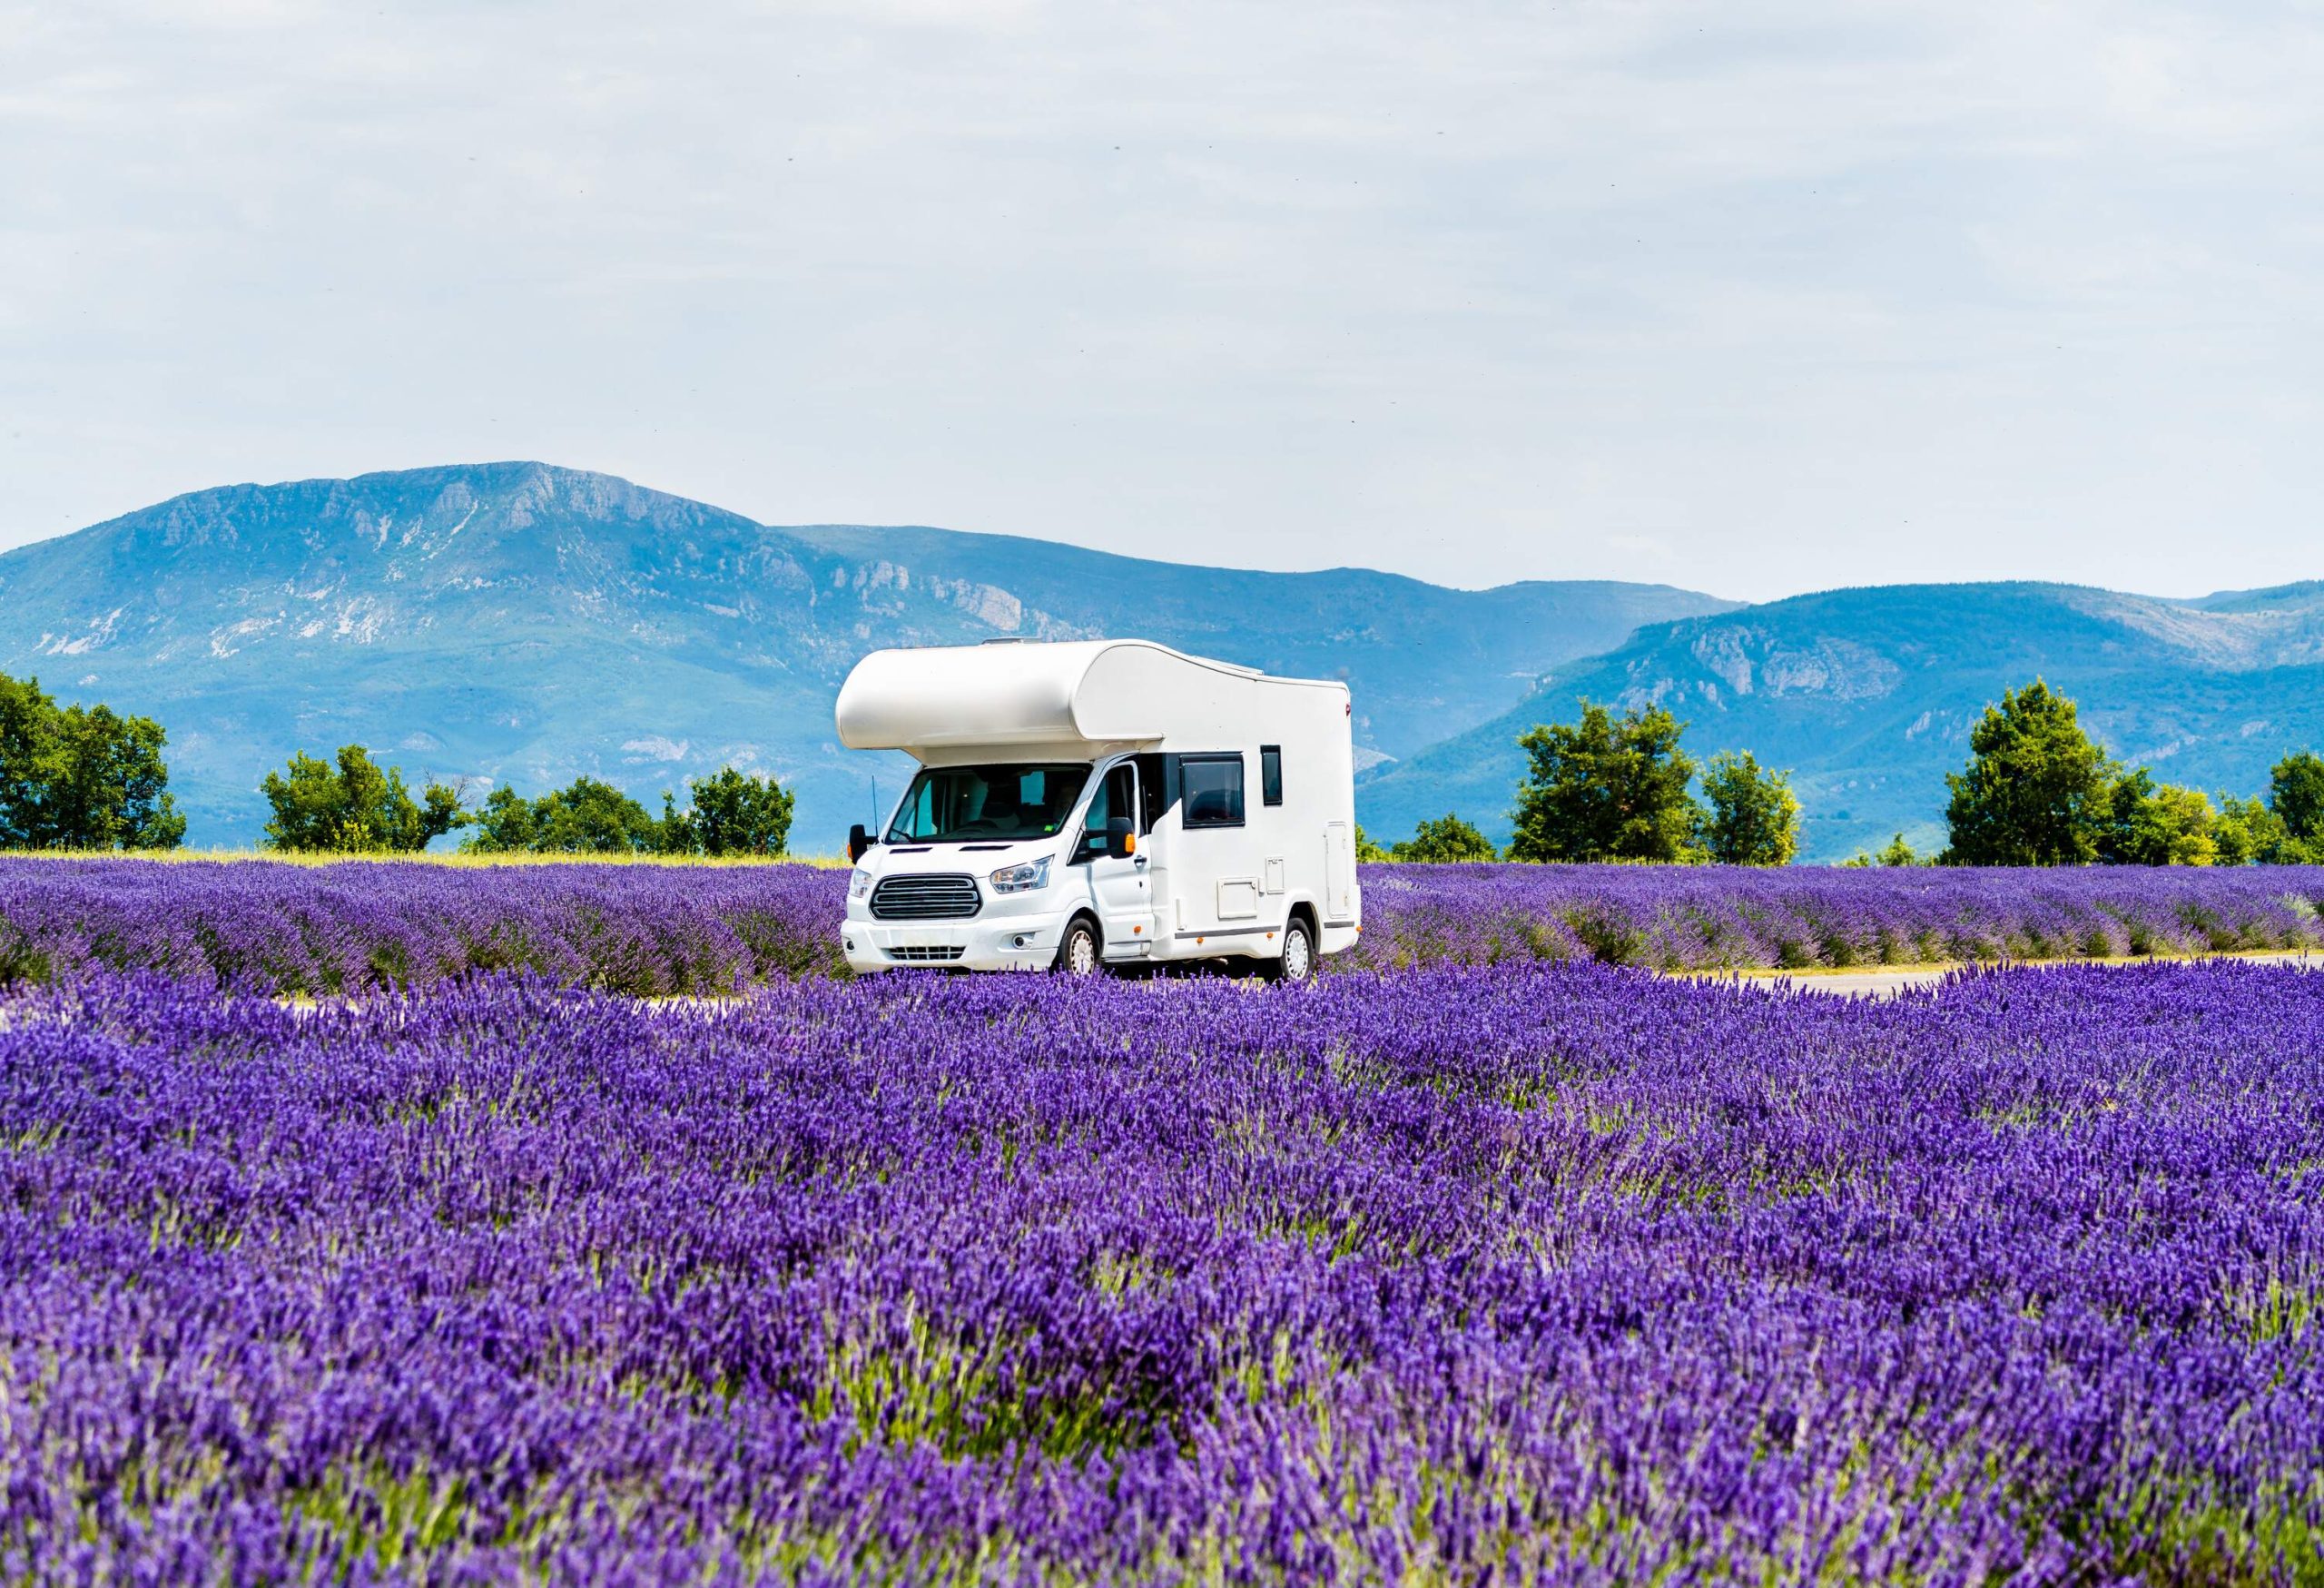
(1055, 916), (1103, 977)
(1275, 917), (1316, 983)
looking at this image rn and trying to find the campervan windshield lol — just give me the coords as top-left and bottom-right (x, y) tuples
(883, 763), (1090, 844)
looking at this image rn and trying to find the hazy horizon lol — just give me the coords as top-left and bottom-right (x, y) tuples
(8, 2), (2324, 603)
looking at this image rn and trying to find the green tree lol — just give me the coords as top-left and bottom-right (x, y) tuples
(262, 745), (465, 853)
(1389, 814), (1499, 863)
(0, 673), (64, 848)
(1876, 833), (1924, 867)
(1698, 751), (1799, 866)
(2094, 770), (2217, 866)
(2212, 795), (2290, 865)
(460, 786), (540, 853)
(1354, 824), (1388, 863)
(2270, 751), (2324, 846)
(1842, 833), (1925, 868)
(0, 671), (185, 850)
(463, 776), (659, 854)
(2212, 759), (2324, 864)
(1509, 701), (1701, 863)
(658, 766), (795, 857)
(1940, 680), (2112, 865)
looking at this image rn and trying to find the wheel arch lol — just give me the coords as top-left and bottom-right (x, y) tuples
(1284, 896), (1320, 940)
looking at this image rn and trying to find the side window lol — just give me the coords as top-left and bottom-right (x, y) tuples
(1077, 763), (1137, 861)
(1108, 763), (1137, 831)
(1180, 755), (1245, 829)
(1260, 745), (1283, 806)
(1135, 753), (1170, 832)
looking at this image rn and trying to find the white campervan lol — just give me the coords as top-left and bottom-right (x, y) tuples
(834, 639), (1362, 978)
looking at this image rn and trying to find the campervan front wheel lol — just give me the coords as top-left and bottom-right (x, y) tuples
(1275, 917), (1316, 983)
(1056, 916), (1103, 977)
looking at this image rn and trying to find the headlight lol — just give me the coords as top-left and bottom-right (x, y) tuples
(849, 868), (872, 899)
(989, 856), (1052, 894)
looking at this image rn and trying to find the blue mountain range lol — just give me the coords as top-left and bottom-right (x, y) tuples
(1358, 580), (2324, 859)
(0, 463), (1729, 849)
(5, 463), (2316, 858)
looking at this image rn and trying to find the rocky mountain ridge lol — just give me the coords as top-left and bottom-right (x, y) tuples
(0, 462), (1730, 844)
(1358, 581), (2324, 859)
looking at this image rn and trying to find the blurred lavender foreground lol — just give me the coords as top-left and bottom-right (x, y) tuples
(4, 859), (2322, 995)
(1, 962), (2319, 1581)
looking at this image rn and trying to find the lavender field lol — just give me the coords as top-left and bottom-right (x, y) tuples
(2, 960), (2319, 1582)
(1354, 863), (2324, 972)
(3, 858), (2321, 995)
(0, 859), (851, 995)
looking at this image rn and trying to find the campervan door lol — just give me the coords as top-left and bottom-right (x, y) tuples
(1153, 749), (1263, 947)
(1059, 644), (1356, 966)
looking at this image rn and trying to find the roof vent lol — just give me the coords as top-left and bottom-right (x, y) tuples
(980, 636), (1029, 645)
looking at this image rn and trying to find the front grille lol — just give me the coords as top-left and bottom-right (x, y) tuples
(887, 944), (965, 962)
(870, 873), (981, 921)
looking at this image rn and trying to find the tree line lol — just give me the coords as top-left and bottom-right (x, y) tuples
(1359, 701), (1804, 865)
(1924, 679), (2319, 866)
(259, 746), (793, 856)
(1364, 678), (2324, 867)
(0, 669), (793, 856)
(9, 662), (2318, 866)
(0, 674), (186, 850)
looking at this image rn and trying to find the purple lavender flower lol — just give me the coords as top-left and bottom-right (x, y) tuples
(5, 860), (2317, 998)
(0, 958), (2317, 1581)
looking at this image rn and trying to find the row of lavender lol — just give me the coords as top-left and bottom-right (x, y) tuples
(1356, 862), (2324, 971)
(2, 859), (2320, 994)
(0, 859), (852, 995)
(1, 961), (2316, 1580)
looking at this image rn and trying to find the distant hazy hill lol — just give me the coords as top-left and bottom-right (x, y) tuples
(0, 463), (1730, 846)
(1358, 581), (2324, 861)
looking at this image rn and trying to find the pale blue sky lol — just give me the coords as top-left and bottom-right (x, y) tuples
(5, 0), (2321, 601)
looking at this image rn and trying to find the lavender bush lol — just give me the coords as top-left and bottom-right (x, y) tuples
(1349, 863), (2324, 972)
(2, 859), (2320, 995)
(0, 858), (848, 994)
(1, 961), (2318, 1581)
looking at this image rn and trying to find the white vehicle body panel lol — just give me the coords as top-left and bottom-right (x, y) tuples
(835, 639), (1361, 973)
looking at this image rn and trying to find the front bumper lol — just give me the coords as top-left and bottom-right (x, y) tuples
(841, 909), (1068, 973)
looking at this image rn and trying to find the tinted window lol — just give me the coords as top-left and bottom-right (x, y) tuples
(1135, 753), (1170, 833)
(1181, 755), (1245, 828)
(885, 763), (1089, 843)
(1075, 763), (1138, 862)
(1260, 745), (1283, 806)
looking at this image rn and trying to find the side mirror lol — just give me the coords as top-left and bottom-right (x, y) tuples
(848, 824), (872, 863)
(1106, 817), (1135, 859)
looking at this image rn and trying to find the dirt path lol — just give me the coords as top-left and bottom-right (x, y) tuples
(1719, 949), (2321, 999)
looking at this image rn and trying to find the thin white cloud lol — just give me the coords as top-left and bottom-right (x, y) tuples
(2, 0), (2321, 600)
